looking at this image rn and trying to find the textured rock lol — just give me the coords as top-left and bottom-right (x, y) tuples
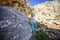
(0, 6), (32, 40)
(0, 0), (33, 18)
(33, 0), (60, 29)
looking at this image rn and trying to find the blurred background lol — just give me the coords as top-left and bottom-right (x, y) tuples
(0, 0), (60, 40)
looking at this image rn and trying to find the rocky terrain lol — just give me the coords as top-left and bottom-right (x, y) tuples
(0, 0), (33, 18)
(0, 0), (60, 40)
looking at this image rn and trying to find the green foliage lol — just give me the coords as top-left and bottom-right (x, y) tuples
(35, 30), (50, 40)
(28, 20), (32, 26)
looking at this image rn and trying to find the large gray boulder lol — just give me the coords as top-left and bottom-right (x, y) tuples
(0, 6), (32, 40)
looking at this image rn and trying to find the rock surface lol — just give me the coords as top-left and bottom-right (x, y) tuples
(0, 6), (32, 40)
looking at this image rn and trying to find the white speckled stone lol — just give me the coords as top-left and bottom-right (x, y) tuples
(0, 6), (32, 40)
